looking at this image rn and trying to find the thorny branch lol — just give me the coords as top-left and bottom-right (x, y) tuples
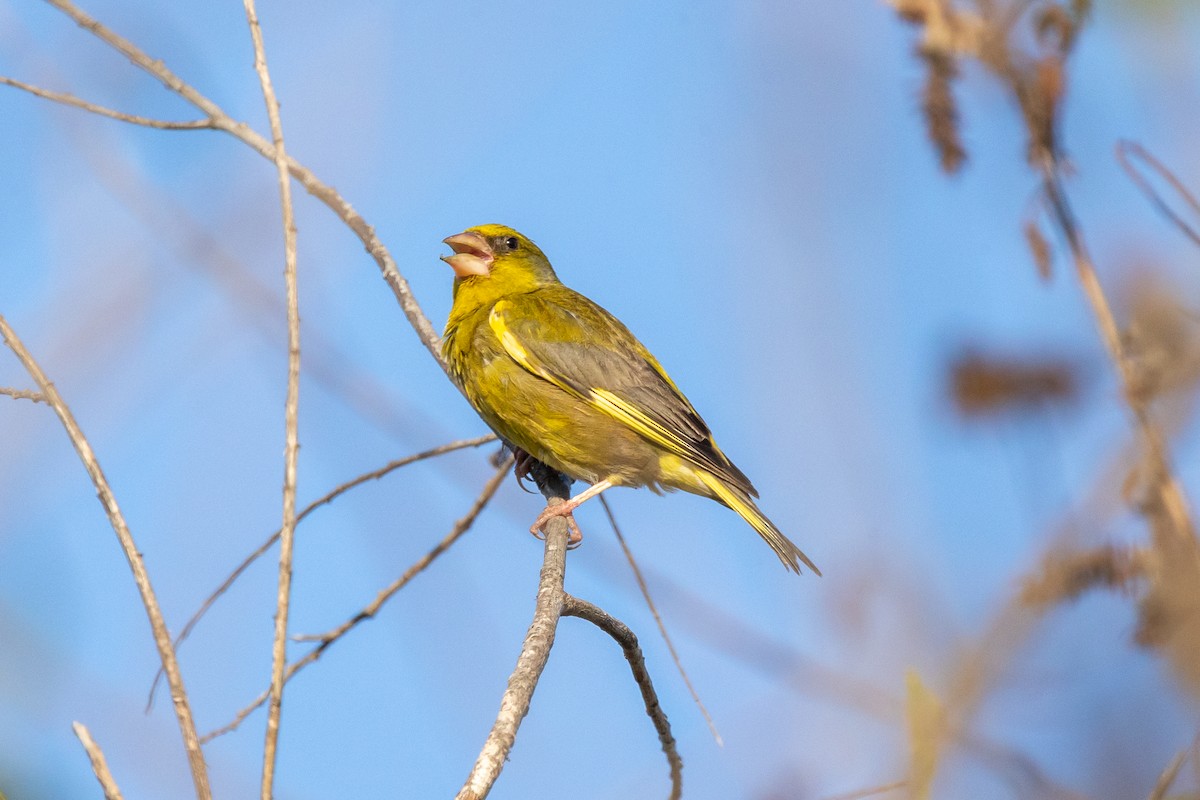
(0, 314), (212, 799)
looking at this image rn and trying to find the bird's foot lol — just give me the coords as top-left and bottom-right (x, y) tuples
(530, 504), (585, 548)
(528, 479), (614, 550)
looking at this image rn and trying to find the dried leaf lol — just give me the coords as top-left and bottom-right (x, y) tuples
(905, 669), (944, 800)
(1023, 218), (1053, 280)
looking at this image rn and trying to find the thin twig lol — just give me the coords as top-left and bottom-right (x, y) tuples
(37, 0), (447, 374)
(1040, 162), (1196, 547)
(456, 467), (573, 800)
(240, 0), (300, 794)
(0, 385), (46, 403)
(0, 314), (211, 799)
(200, 460), (510, 743)
(72, 722), (125, 800)
(148, 434), (497, 710)
(599, 494), (722, 746)
(1116, 140), (1200, 249)
(1147, 745), (1189, 800)
(562, 593), (683, 800)
(0, 76), (214, 129)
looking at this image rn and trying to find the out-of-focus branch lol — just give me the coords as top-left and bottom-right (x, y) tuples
(1116, 140), (1200, 249)
(456, 466), (572, 800)
(150, 434), (498, 709)
(0, 314), (211, 800)
(72, 722), (124, 800)
(562, 593), (683, 800)
(239, 0), (300, 794)
(200, 460), (510, 744)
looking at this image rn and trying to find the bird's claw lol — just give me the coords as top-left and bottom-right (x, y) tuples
(512, 448), (538, 494)
(530, 504), (585, 548)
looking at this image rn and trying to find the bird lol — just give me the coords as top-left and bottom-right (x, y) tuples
(439, 224), (818, 574)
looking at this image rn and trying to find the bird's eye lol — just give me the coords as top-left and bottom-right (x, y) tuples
(504, 236), (520, 251)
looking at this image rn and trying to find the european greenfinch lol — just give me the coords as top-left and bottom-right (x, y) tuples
(440, 224), (818, 574)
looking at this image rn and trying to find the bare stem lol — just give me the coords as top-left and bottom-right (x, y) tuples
(562, 593), (683, 800)
(38, 0), (447, 374)
(200, 461), (510, 743)
(239, 0), (301, 793)
(0, 314), (211, 799)
(0, 76), (214, 129)
(148, 434), (497, 709)
(0, 385), (46, 403)
(456, 468), (573, 800)
(72, 722), (125, 800)
(599, 495), (721, 746)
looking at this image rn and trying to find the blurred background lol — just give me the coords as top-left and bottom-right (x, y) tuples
(2, 1), (1199, 797)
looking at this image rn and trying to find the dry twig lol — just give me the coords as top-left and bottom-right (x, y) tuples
(562, 593), (683, 800)
(149, 434), (498, 708)
(0, 386), (46, 403)
(200, 460), (510, 743)
(72, 722), (125, 800)
(238, 0), (301, 792)
(0, 314), (211, 799)
(600, 495), (722, 746)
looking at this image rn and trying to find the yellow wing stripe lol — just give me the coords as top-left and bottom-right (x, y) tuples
(489, 302), (693, 458)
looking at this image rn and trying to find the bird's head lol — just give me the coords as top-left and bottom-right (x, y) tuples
(441, 225), (558, 307)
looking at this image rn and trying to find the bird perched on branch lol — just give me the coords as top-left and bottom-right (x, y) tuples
(439, 224), (818, 574)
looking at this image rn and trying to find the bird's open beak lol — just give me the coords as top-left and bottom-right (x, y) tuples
(441, 232), (494, 278)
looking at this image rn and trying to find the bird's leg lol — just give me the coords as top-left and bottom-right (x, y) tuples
(530, 479), (614, 548)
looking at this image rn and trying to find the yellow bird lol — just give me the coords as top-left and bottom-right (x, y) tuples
(440, 224), (818, 574)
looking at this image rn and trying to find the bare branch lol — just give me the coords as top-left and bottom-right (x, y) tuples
(149, 434), (498, 709)
(599, 495), (721, 746)
(0, 385), (46, 403)
(1116, 140), (1200, 249)
(238, 0), (301, 793)
(72, 722), (124, 800)
(456, 467), (573, 800)
(562, 593), (683, 800)
(200, 460), (510, 743)
(0, 76), (214, 129)
(0, 314), (211, 799)
(41, 0), (448, 374)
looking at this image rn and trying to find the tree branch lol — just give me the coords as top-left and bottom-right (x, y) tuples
(0, 385), (46, 403)
(72, 722), (125, 800)
(148, 434), (498, 709)
(0, 313), (211, 799)
(0, 76), (214, 130)
(35, 0), (447, 375)
(200, 460), (510, 743)
(239, 0), (301, 794)
(456, 466), (572, 800)
(562, 593), (683, 800)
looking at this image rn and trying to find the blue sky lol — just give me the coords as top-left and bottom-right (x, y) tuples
(2, 1), (1200, 798)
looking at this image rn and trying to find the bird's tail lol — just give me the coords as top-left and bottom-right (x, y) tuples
(698, 470), (820, 575)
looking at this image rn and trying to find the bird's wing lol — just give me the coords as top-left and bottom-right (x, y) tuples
(488, 289), (756, 495)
